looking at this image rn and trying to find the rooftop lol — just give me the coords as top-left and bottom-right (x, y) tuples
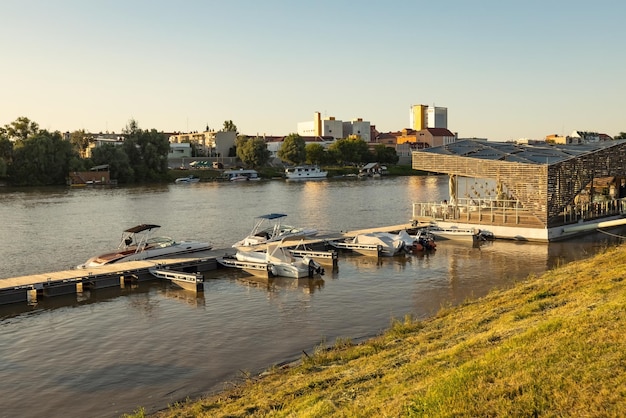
(417, 139), (626, 165)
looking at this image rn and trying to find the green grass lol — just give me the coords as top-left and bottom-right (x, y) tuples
(137, 245), (626, 418)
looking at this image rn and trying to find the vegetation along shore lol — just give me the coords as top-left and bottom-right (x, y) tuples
(123, 243), (626, 417)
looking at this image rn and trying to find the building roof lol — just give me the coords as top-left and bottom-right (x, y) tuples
(417, 139), (625, 165)
(425, 128), (455, 137)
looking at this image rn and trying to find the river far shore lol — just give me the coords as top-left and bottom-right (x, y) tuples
(120, 242), (626, 417)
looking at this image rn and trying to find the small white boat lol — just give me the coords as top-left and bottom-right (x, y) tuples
(77, 224), (212, 269)
(222, 169), (260, 182)
(284, 165), (327, 180)
(219, 238), (324, 278)
(175, 175), (200, 184)
(394, 229), (437, 252)
(232, 213), (317, 248)
(330, 231), (406, 257)
(425, 225), (493, 242)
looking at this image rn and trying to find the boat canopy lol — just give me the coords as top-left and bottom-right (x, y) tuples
(257, 213), (287, 220)
(124, 224), (161, 234)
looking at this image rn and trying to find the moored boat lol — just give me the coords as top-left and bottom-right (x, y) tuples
(284, 165), (327, 180)
(425, 225), (493, 242)
(222, 169), (260, 181)
(218, 238), (325, 278)
(329, 231), (406, 257)
(174, 175), (200, 184)
(232, 213), (317, 248)
(77, 224), (212, 269)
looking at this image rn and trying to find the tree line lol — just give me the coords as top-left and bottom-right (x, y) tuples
(0, 117), (401, 186)
(236, 133), (399, 168)
(0, 117), (170, 186)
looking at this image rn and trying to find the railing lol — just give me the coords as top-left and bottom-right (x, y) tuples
(412, 197), (626, 227)
(412, 198), (526, 224)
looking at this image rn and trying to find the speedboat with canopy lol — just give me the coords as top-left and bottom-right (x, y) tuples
(77, 224), (212, 269)
(232, 213), (318, 248)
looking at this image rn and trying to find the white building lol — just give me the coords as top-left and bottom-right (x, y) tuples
(168, 142), (192, 159)
(410, 104), (448, 130)
(427, 106), (447, 129)
(343, 118), (371, 142)
(298, 112), (371, 141)
(169, 130), (236, 157)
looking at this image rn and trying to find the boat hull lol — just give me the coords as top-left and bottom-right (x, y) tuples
(78, 241), (212, 269)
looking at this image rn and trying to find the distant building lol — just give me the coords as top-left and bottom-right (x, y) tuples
(391, 128), (455, 149)
(297, 112), (371, 141)
(85, 133), (125, 158)
(415, 128), (456, 148)
(545, 134), (575, 145)
(409, 104), (448, 130)
(264, 135), (334, 159)
(569, 131), (604, 143)
(169, 130), (236, 157)
(168, 142), (192, 160)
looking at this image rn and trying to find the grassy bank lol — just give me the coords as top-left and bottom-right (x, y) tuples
(132, 244), (626, 418)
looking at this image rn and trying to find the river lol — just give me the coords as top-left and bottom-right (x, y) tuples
(0, 176), (622, 418)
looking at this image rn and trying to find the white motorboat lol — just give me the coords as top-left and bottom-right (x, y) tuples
(425, 225), (493, 242)
(232, 213), (318, 248)
(394, 229), (437, 252)
(330, 231), (406, 257)
(174, 175), (200, 184)
(77, 224), (212, 269)
(222, 169), (260, 181)
(284, 165), (327, 180)
(219, 238), (325, 278)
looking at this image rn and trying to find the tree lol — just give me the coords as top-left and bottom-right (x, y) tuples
(305, 143), (327, 165)
(614, 132), (626, 140)
(237, 136), (270, 168)
(0, 127), (13, 170)
(92, 144), (134, 183)
(223, 120), (238, 134)
(327, 138), (371, 165)
(69, 129), (93, 157)
(373, 144), (399, 165)
(121, 119), (170, 182)
(0, 132), (10, 177)
(5, 116), (39, 143)
(9, 129), (77, 185)
(278, 133), (306, 165)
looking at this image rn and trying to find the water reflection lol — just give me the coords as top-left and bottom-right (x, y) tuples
(3, 178), (626, 418)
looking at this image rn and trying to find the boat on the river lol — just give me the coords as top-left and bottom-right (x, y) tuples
(329, 231), (407, 257)
(402, 229), (437, 252)
(232, 213), (318, 248)
(219, 238), (325, 278)
(77, 224), (212, 269)
(222, 169), (260, 182)
(284, 165), (327, 180)
(423, 224), (494, 242)
(174, 175), (200, 184)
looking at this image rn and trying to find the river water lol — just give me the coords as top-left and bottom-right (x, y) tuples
(0, 176), (623, 418)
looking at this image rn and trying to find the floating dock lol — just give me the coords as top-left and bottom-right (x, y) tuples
(0, 224), (413, 306)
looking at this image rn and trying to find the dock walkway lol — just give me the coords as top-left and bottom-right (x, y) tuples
(0, 224), (413, 305)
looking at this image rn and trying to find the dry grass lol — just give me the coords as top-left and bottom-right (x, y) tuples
(139, 245), (626, 418)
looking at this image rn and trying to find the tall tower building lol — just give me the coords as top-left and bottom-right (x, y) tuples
(410, 104), (448, 129)
(410, 105), (428, 130)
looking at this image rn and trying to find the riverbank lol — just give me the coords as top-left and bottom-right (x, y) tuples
(167, 164), (424, 182)
(136, 243), (626, 417)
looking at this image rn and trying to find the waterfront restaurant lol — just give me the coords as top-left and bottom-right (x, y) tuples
(411, 139), (626, 242)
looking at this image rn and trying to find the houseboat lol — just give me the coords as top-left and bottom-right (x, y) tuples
(222, 169), (261, 181)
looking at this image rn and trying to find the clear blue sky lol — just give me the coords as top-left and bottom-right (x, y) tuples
(2, 0), (625, 140)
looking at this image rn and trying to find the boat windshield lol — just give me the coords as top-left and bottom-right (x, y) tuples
(145, 236), (176, 248)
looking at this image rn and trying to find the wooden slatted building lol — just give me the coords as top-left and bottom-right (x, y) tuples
(411, 139), (626, 240)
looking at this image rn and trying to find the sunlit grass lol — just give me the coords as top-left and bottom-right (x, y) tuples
(146, 245), (626, 417)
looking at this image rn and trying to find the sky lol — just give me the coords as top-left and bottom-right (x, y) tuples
(2, 0), (625, 141)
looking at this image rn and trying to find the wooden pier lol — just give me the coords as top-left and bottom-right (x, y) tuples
(0, 223), (413, 306)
